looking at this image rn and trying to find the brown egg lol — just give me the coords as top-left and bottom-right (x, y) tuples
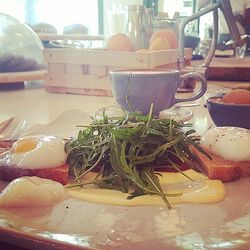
(149, 29), (178, 49)
(222, 89), (250, 104)
(149, 37), (171, 51)
(106, 33), (133, 51)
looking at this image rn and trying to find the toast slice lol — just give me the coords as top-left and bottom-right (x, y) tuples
(0, 163), (69, 185)
(192, 147), (250, 182)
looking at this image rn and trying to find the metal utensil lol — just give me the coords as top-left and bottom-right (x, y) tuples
(0, 116), (27, 141)
(178, 0), (248, 70)
(0, 117), (15, 135)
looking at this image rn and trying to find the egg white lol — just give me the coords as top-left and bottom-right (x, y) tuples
(200, 127), (250, 162)
(6, 135), (67, 169)
(0, 176), (66, 208)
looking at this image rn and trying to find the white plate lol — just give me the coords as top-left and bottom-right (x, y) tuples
(0, 109), (250, 250)
(0, 177), (249, 249)
(159, 107), (193, 122)
(23, 109), (91, 139)
(94, 105), (126, 120)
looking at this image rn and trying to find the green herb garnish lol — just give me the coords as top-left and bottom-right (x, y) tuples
(65, 108), (207, 209)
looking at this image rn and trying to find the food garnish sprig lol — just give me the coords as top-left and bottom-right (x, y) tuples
(65, 106), (208, 209)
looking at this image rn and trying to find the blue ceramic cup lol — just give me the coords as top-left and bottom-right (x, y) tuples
(110, 69), (207, 115)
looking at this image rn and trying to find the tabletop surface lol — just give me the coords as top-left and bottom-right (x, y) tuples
(0, 80), (230, 134)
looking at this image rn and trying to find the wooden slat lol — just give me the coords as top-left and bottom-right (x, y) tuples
(37, 33), (104, 41)
(44, 73), (111, 90)
(88, 65), (106, 76)
(43, 48), (193, 68)
(0, 70), (47, 83)
(65, 64), (83, 74)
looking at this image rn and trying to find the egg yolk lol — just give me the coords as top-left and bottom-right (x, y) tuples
(13, 138), (38, 153)
(67, 170), (226, 206)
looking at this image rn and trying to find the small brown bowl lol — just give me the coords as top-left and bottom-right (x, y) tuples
(207, 96), (250, 129)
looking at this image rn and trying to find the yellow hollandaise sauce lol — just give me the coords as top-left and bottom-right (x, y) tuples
(67, 169), (226, 206)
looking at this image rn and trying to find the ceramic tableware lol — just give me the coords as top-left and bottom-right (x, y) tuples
(110, 69), (207, 115)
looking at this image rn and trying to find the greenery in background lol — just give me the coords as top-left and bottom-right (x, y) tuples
(65, 108), (208, 208)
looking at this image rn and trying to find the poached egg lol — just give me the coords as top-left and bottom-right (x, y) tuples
(1, 135), (67, 169)
(200, 127), (250, 162)
(0, 176), (66, 208)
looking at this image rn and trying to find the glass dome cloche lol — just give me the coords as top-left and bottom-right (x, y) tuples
(0, 13), (45, 73)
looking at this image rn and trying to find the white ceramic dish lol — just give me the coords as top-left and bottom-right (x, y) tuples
(94, 105), (193, 123)
(0, 177), (249, 250)
(159, 107), (193, 122)
(0, 110), (249, 249)
(94, 105), (125, 120)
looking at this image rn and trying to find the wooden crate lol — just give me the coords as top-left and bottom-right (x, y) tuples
(43, 48), (193, 96)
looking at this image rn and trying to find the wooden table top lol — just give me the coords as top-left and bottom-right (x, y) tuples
(192, 56), (250, 81)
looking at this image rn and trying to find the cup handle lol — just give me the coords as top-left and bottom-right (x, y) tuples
(174, 72), (207, 104)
